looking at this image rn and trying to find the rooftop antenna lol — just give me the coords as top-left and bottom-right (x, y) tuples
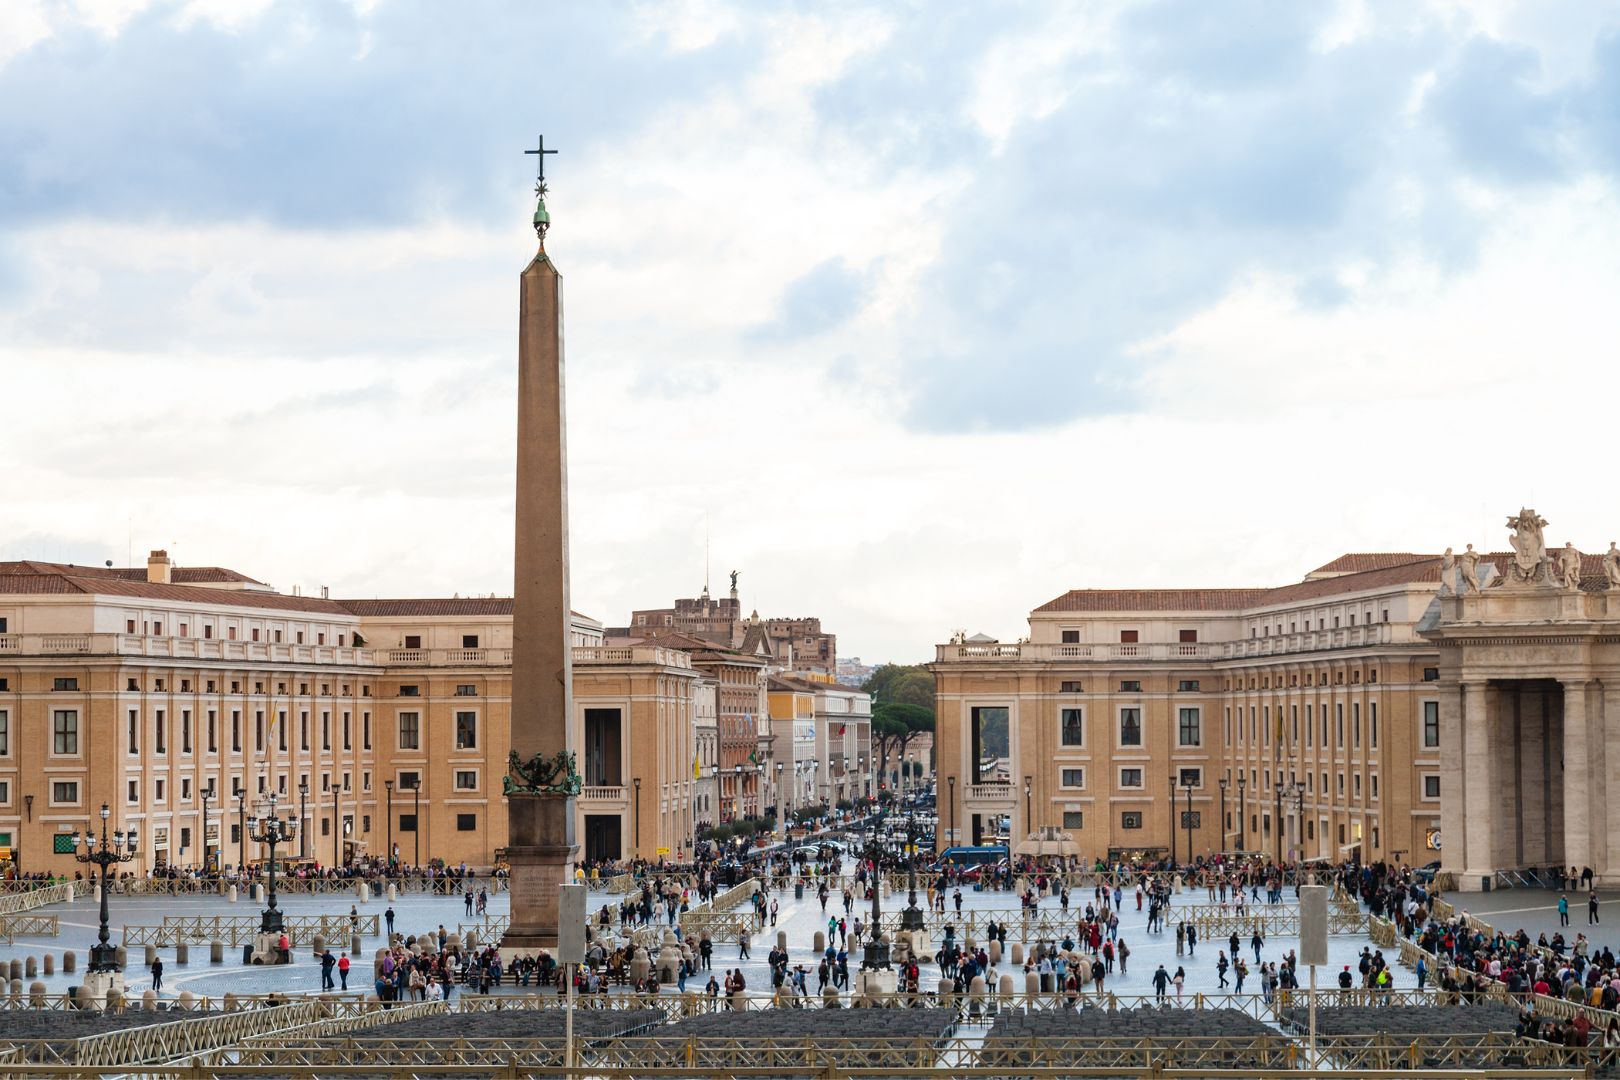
(704, 512), (711, 601)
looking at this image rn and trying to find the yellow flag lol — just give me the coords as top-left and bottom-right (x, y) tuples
(693, 756), (701, 780)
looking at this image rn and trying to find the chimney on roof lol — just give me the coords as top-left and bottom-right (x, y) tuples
(147, 550), (172, 585)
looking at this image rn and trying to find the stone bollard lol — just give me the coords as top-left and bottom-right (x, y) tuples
(814, 931), (826, 954)
(211, 940), (224, 963)
(25, 956), (37, 978)
(1025, 971), (1040, 996)
(7, 959), (20, 982)
(84, 990), (104, 1013)
(937, 977), (954, 1005)
(882, 880), (890, 898)
(313, 934), (327, 958)
(777, 930), (788, 951)
(9, 978), (21, 1003)
(175, 942), (188, 965)
(823, 983), (840, 1008)
(178, 990), (196, 1010)
(465, 929), (478, 949)
(351, 934), (362, 956)
(106, 988), (123, 1012)
(999, 973), (1014, 1004)
(142, 989), (157, 1010)
(630, 953), (650, 986)
(30, 981), (47, 1008)
(988, 940), (1001, 965)
(968, 975), (987, 1018)
(388, 884), (397, 901)
(64, 950), (77, 973)
(229, 884), (238, 903)
(115, 946), (127, 970)
(144, 944), (157, 967)
(1011, 943), (1024, 966)
(44, 954), (55, 976)
(223, 992), (239, 1012)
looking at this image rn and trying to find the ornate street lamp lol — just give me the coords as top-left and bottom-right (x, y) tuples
(73, 803), (136, 972)
(200, 782), (213, 874)
(1273, 780), (1285, 864)
(632, 777), (641, 856)
(246, 791), (298, 934)
(860, 799), (891, 971)
(1237, 775), (1247, 853)
(1218, 777), (1228, 853)
(1185, 781), (1195, 865)
(1168, 774), (1178, 867)
(298, 780), (309, 863)
(947, 776), (956, 850)
(900, 805), (926, 932)
(412, 777), (421, 869)
(384, 779), (394, 869)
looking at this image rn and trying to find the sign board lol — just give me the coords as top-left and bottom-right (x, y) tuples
(1298, 885), (1329, 967)
(0, 846), (10, 860)
(656, 847), (670, 855)
(1425, 828), (1442, 851)
(557, 883), (586, 965)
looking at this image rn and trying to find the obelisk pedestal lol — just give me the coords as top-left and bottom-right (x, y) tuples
(500, 178), (580, 955)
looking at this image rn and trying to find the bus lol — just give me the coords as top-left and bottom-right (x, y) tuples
(935, 845), (1010, 868)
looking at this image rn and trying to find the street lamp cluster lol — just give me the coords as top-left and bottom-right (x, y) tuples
(245, 792), (299, 934)
(71, 803), (137, 973)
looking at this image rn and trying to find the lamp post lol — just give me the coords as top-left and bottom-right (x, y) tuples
(200, 783), (212, 874)
(1185, 781), (1195, 865)
(412, 778), (421, 870)
(900, 805), (925, 932)
(632, 777), (642, 857)
(1168, 774), (1178, 867)
(860, 799), (891, 971)
(298, 781), (309, 863)
(237, 789), (246, 873)
(1237, 775), (1246, 853)
(1295, 784), (1307, 865)
(947, 776), (956, 850)
(1273, 781), (1285, 864)
(72, 803), (136, 972)
(342, 816), (353, 867)
(1023, 775), (1032, 841)
(774, 760), (784, 819)
(733, 763), (743, 819)
(245, 792), (297, 934)
(384, 780), (394, 871)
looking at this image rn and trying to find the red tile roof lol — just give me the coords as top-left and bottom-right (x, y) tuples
(1035, 589), (1270, 613)
(0, 562), (352, 614)
(336, 598), (515, 617)
(1308, 553), (1440, 575)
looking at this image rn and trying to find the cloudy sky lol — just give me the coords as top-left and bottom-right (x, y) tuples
(4, 0), (1620, 662)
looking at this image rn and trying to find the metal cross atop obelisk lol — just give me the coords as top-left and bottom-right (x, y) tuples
(501, 136), (579, 954)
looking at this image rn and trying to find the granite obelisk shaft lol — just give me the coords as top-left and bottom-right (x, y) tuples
(501, 236), (578, 952)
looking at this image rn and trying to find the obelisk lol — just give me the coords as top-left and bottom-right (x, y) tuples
(501, 139), (579, 953)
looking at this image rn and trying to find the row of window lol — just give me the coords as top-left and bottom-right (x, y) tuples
(33, 676), (378, 697)
(1224, 702), (1384, 750)
(1058, 707), (1203, 748)
(121, 618), (353, 646)
(1055, 766), (1203, 790)
(1057, 680), (1201, 694)
(1229, 669), (1378, 690)
(1222, 765), (1383, 802)
(1059, 630), (1201, 644)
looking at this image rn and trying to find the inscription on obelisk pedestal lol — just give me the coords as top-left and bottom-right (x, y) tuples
(501, 137), (580, 953)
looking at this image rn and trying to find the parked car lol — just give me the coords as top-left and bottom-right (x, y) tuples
(1413, 859), (1442, 883)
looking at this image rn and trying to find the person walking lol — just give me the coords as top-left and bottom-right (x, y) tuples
(1590, 889), (1601, 925)
(338, 952), (351, 990)
(1560, 894), (1571, 927)
(321, 948), (337, 990)
(1152, 963), (1170, 1000)
(385, 906), (396, 936)
(151, 955), (164, 992)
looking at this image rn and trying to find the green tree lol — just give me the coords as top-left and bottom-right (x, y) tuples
(872, 700), (933, 787)
(863, 663), (935, 708)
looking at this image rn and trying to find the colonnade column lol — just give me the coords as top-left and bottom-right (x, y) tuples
(1438, 681), (1466, 883)
(1460, 682), (1501, 890)
(1563, 679), (1595, 882)
(1604, 682), (1620, 885)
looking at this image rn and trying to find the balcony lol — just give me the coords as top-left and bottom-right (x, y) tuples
(579, 786), (629, 806)
(934, 642), (1214, 663)
(964, 783), (1017, 807)
(0, 633), (379, 666)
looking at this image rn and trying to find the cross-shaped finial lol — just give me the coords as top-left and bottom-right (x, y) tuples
(525, 135), (558, 192)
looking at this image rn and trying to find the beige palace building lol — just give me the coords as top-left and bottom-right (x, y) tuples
(0, 554), (698, 874)
(933, 551), (1456, 867)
